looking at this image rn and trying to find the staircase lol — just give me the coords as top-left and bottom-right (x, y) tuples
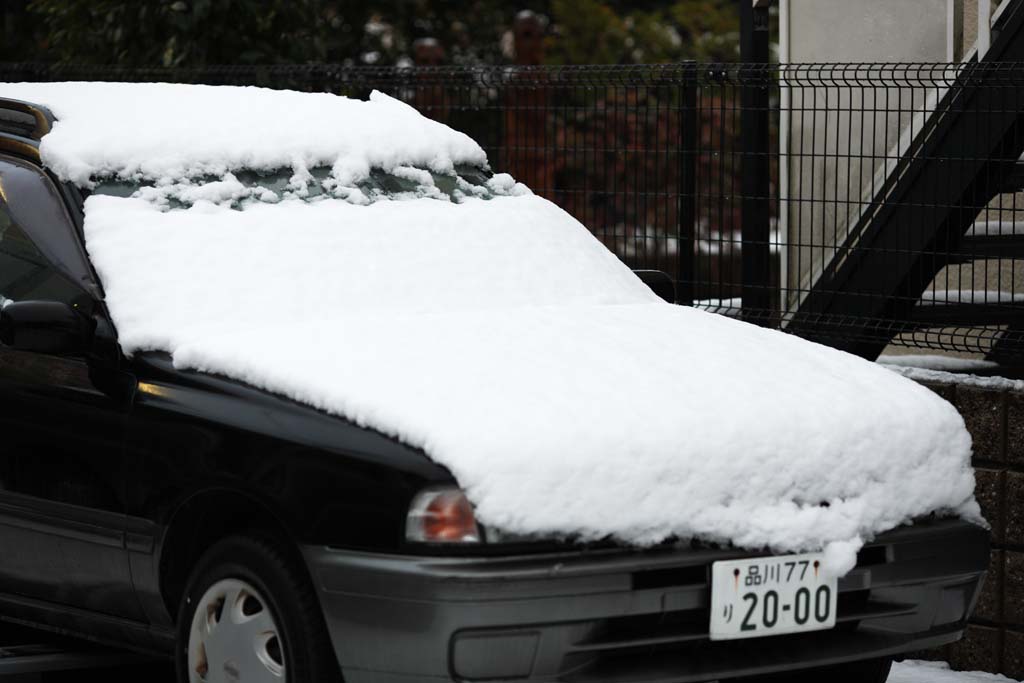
(788, 0), (1024, 362)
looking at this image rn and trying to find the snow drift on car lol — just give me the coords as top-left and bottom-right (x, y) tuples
(3, 81), (982, 575)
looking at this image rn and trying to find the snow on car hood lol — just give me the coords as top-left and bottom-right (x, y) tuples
(81, 193), (980, 575)
(12, 82), (979, 574)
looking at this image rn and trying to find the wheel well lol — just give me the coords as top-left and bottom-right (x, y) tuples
(158, 489), (303, 620)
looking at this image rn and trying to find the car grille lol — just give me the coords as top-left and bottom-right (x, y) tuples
(448, 519), (987, 683)
(559, 542), (917, 672)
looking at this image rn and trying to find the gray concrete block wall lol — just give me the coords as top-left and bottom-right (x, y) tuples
(912, 380), (1024, 678)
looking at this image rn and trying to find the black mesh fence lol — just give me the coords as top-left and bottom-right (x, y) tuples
(4, 61), (1024, 362)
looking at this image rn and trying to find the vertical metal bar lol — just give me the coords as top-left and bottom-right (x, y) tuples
(741, 1), (772, 323)
(634, 79), (643, 267)
(677, 65), (697, 306)
(778, 0), (791, 316)
(585, 78), (595, 242)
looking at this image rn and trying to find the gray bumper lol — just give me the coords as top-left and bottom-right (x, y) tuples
(302, 518), (989, 683)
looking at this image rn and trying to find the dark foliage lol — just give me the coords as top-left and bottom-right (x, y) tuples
(3, 0), (737, 67)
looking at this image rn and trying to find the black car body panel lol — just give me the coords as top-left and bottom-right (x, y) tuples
(123, 351), (458, 631)
(126, 351), (453, 547)
(0, 99), (993, 681)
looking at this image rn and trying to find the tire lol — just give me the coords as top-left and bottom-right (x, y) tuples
(734, 657), (892, 683)
(175, 534), (341, 683)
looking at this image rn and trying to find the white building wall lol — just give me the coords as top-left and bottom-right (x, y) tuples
(779, 1), (952, 311)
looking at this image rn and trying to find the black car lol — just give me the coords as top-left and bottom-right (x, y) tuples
(0, 95), (990, 683)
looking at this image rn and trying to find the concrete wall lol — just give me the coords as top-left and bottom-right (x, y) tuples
(912, 378), (1024, 678)
(784, 1), (950, 62)
(780, 0), (952, 311)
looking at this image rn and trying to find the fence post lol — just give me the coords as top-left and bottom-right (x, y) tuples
(677, 64), (697, 306)
(740, 0), (772, 324)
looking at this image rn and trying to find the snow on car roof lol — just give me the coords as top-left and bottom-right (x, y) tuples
(7, 82), (981, 574)
(0, 82), (488, 187)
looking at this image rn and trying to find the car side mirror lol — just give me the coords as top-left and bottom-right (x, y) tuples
(0, 300), (95, 355)
(633, 270), (676, 304)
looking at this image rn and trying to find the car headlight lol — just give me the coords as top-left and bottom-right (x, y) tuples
(405, 486), (482, 544)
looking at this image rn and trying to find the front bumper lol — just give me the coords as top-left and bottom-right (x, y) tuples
(303, 518), (989, 683)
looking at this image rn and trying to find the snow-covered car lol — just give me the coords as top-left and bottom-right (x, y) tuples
(0, 83), (988, 683)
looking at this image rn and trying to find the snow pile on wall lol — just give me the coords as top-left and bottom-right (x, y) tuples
(1, 82), (487, 188)
(14, 83), (981, 573)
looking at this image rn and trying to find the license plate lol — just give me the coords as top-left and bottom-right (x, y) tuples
(709, 553), (837, 641)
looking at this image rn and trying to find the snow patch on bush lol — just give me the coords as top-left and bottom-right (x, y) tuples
(81, 193), (981, 574)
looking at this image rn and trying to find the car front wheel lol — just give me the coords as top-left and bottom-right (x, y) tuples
(175, 534), (340, 683)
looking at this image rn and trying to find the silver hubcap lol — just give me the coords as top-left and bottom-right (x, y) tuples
(188, 578), (286, 683)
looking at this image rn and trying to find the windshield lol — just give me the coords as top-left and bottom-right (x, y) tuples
(90, 164), (510, 210)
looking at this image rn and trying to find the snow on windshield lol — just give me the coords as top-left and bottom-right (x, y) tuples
(15, 82), (981, 574)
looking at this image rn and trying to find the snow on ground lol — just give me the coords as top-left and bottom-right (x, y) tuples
(10, 83), (983, 572)
(918, 289), (1024, 305)
(877, 353), (1024, 391)
(966, 220), (1024, 237)
(877, 354), (1000, 374)
(890, 661), (1021, 683)
(882, 364), (1024, 392)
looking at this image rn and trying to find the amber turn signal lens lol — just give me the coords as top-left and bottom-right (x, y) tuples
(406, 487), (481, 543)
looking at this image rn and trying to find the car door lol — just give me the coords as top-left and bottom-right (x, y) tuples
(0, 153), (144, 621)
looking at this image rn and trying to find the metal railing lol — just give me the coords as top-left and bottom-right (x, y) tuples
(4, 60), (1024, 361)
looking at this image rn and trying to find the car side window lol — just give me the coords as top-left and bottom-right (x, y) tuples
(0, 157), (118, 511)
(0, 155), (92, 308)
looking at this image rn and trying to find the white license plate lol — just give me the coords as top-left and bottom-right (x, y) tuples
(709, 553), (838, 641)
